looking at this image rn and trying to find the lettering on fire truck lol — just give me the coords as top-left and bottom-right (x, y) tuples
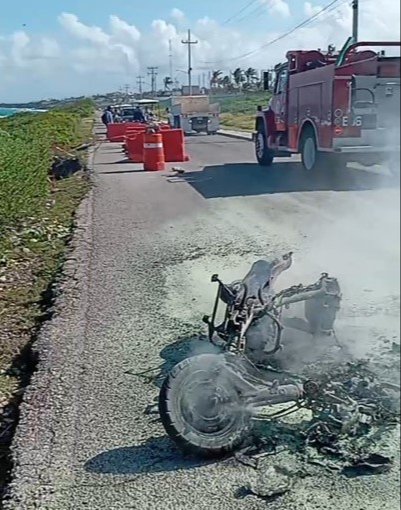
(334, 108), (362, 128)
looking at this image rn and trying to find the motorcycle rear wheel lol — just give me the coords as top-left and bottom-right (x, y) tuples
(159, 354), (252, 458)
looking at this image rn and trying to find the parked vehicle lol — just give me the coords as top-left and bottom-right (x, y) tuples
(116, 99), (160, 122)
(170, 95), (220, 135)
(255, 39), (400, 172)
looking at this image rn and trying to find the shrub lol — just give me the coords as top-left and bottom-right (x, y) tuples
(0, 99), (94, 229)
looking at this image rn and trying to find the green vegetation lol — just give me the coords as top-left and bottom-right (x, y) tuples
(0, 99), (95, 495)
(220, 113), (255, 132)
(0, 98), (94, 227)
(215, 92), (271, 132)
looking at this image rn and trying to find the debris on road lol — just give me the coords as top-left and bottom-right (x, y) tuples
(342, 453), (393, 477)
(172, 166), (185, 174)
(245, 466), (292, 499)
(156, 252), (399, 484)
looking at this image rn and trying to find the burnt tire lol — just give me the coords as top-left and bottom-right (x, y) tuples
(158, 354), (252, 458)
(255, 129), (275, 167)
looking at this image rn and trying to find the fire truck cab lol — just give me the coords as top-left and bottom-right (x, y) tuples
(255, 39), (400, 172)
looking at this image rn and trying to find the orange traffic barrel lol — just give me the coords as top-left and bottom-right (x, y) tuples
(161, 129), (190, 162)
(143, 132), (165, 171)
(106, 123), (126, 142)
(127, 132), (144, 163)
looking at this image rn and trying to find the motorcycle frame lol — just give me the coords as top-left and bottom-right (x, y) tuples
(203, 272), (341, 355)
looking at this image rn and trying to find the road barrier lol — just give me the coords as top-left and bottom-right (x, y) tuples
(107, 122), (147, 142)
(161, 129), (189, 163)
(126, 132), (144, 163)
(106, 123), (127, 142)
(143, 132), (165, 172)
(107, 122), (190, 167)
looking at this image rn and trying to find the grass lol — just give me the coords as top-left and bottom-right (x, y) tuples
(220, 112), (255, 132)
(0, 98), (95, 500)
(213, 92), (271, 132)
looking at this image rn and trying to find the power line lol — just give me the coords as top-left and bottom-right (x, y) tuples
(304, 0), (349, 30)
(202, 0), (344, 64)
(221, 0), (259, 25)
(234, 1), (274, 24)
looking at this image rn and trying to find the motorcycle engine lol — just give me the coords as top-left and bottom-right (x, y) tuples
(245, 315), (280, 366)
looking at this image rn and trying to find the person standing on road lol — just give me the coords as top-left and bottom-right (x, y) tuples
(144, 106), (155, 122)
(165, 107), (174, 127)
(133, 105), (145, 123)
(101, 106), (114, 125)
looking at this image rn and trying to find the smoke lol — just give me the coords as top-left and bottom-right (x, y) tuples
(278, 121), (400, 379)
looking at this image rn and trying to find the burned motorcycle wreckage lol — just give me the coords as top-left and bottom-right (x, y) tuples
(158, 252), (366, 457)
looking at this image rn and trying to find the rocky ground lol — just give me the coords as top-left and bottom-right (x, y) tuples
(3, 129), (400, 509)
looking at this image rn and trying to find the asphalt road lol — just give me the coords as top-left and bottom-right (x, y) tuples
(5, 131), (400, 510)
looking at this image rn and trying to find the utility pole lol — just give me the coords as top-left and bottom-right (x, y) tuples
(181, 29), (198, 95)
(169, 39), (174, 80)
(136, 76), (145, 98)
(147, 67), (158, 98)
(124, 84), (130, 101)
(352, 0), (359, 42)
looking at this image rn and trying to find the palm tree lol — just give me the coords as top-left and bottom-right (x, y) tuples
(221, 75), (232, 91)
(245, 67), (257, 84)
(164, 76), (173, 91)
(210, 70), (223, 89)
(232, 68), (245, 89)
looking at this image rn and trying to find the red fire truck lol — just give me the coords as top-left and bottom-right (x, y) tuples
(255, 38), (400, 172)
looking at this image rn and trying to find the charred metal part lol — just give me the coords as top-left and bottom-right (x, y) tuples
(203, 252), (342, 361)
(159, 253), (398, 458)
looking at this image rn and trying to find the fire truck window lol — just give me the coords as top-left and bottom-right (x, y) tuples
(275, 70), (288, 94)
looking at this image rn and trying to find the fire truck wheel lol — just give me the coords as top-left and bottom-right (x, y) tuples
(255, 129), (274, 166)
(300, 128), (322, 172)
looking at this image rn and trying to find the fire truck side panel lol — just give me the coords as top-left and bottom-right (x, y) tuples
(287, 65), (335, 151)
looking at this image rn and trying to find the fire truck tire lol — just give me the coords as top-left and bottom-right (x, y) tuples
(255, 129), (275, 166)
(300, 127), (322, 172)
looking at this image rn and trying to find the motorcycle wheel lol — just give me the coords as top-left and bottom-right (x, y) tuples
(159, 354), (252, 458)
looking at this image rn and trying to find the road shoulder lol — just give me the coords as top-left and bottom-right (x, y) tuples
(218, 129), (253, 141)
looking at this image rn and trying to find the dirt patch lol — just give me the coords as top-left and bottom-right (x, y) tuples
(0, 173), (91, 503)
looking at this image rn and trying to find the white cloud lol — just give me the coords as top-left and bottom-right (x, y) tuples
(0, 1), (399, 101)
(261, 0), (291, 17)
(170, 8), (186, 22)
(58, 13), (110, 45)
(304, 1), (322, 17)
(109, 15), (141, 44)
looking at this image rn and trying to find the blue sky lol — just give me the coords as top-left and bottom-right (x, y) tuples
(0, 0), (303, 35)
(0, 0), (399, 101)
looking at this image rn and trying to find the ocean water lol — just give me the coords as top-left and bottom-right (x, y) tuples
(0, 107), (47, 117)
(0, 108), (19, 117)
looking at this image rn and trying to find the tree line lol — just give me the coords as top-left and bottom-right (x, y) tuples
(210, 68), (262, 91)
(162, 67), (263, 92)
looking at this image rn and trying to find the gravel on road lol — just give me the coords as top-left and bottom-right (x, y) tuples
(4, 131), (400, 510)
